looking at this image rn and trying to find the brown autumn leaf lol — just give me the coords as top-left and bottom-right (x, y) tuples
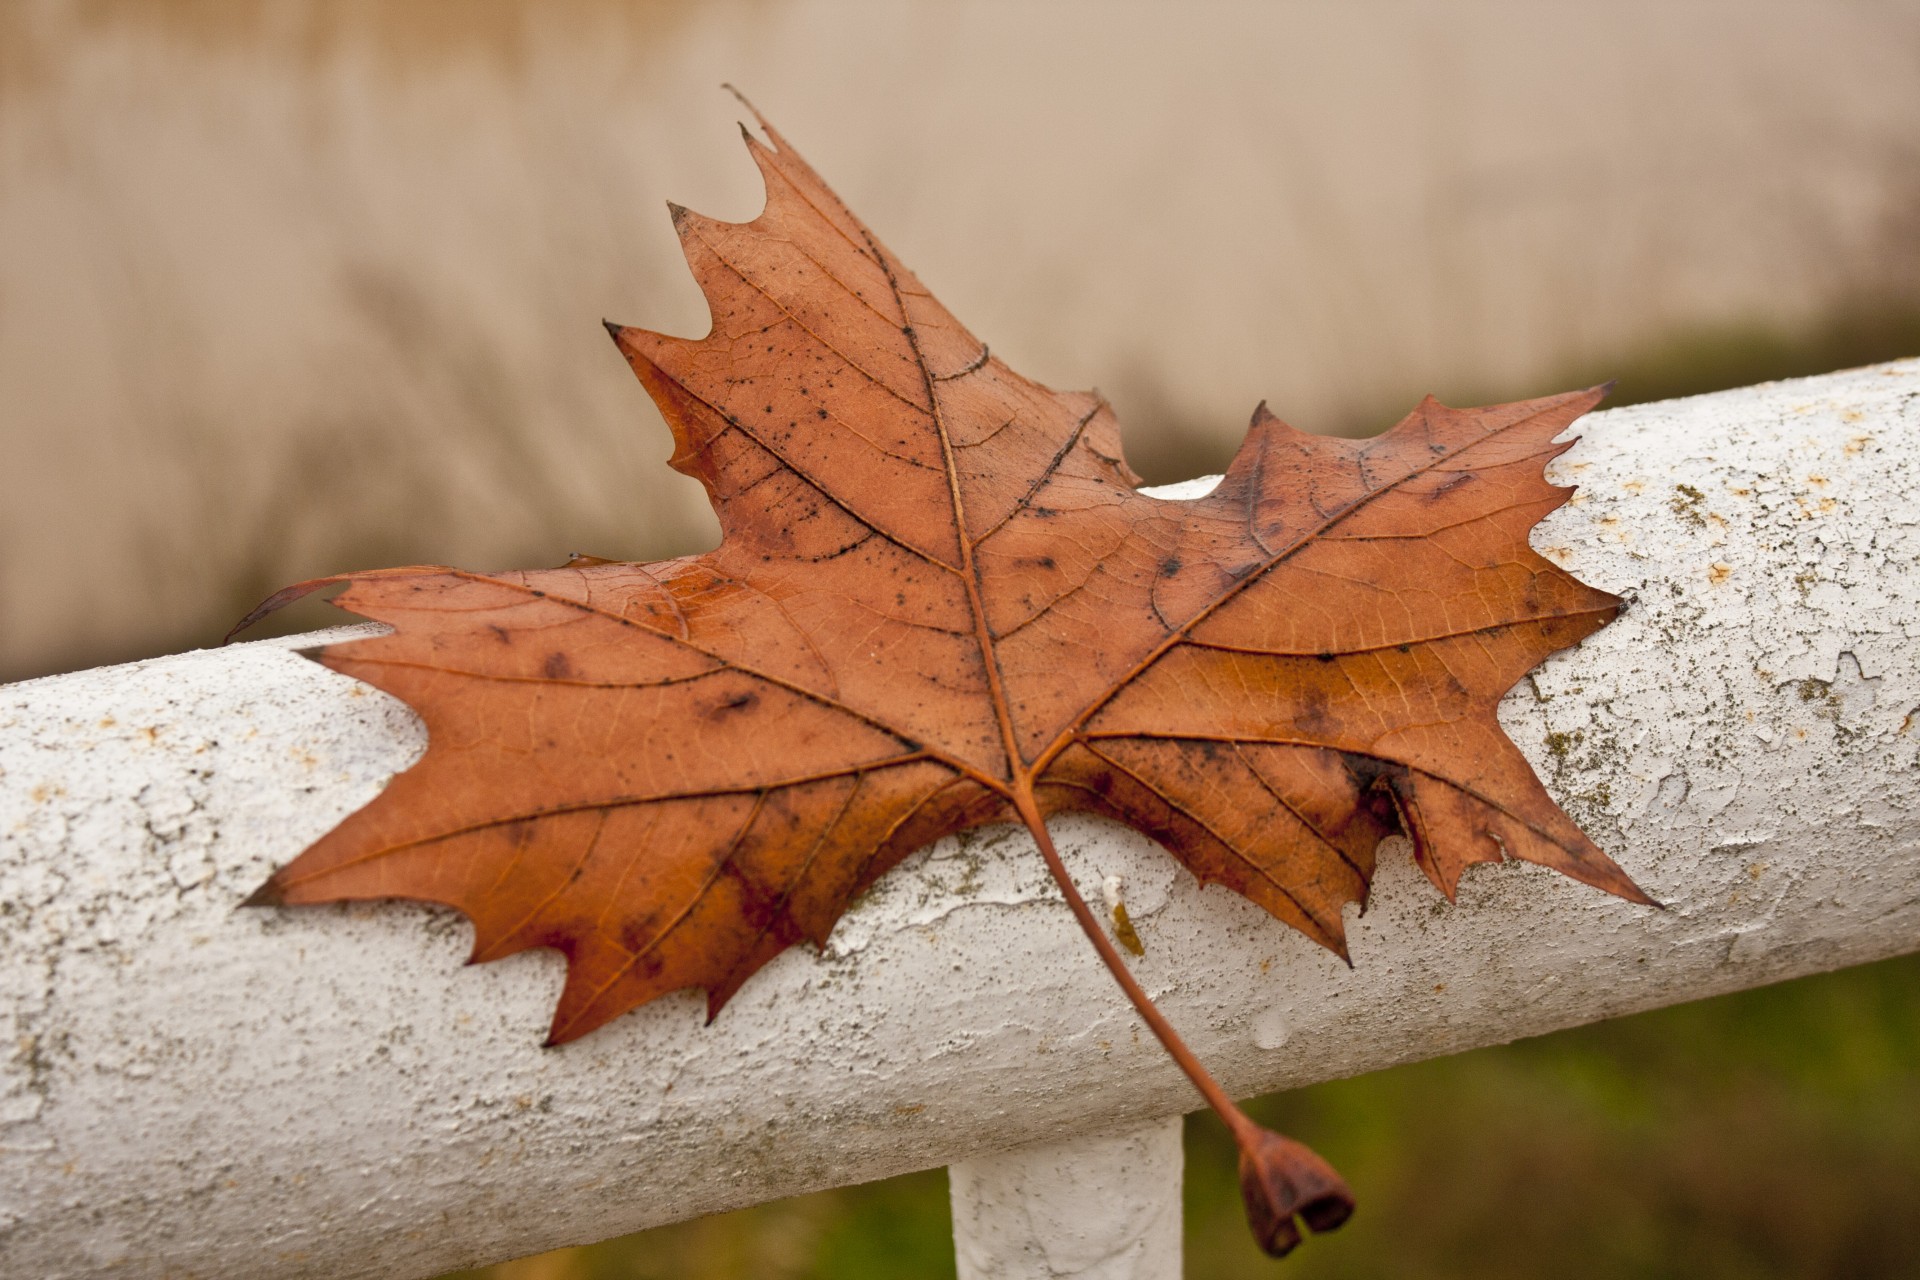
(238, 99), (1649, 1255)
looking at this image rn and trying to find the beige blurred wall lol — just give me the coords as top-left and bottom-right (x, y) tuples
(3, 0), (1917, 682)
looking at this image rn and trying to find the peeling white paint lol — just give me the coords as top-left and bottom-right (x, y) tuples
(0, 362), (1916, 1279)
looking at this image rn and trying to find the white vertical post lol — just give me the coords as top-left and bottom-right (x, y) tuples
(949, 1117), (1185, 1280)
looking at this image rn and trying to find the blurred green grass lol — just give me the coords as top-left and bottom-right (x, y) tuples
(1556, 304), (1920, 415)
(444, 316), (1920, 1279)
(1186, 949), (1920, 1280)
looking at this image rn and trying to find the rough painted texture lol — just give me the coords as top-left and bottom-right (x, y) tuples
(950, 1117), (1183, 1279)
(0, 363), (1915, 1279)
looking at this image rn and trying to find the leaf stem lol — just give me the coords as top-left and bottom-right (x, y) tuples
(1009, 789), (1258, 1142)
(1010, 785), (1355, 1257)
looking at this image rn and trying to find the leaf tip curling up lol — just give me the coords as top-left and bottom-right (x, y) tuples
(719, 82), (776, 138)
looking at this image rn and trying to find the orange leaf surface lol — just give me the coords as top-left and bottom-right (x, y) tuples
(240, 100), (1648, 1253)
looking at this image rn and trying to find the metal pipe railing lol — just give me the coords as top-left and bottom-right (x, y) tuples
(2, 362), (1916, 1279)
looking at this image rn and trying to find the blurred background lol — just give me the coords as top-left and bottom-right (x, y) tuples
(3, 1), (1916, 1276)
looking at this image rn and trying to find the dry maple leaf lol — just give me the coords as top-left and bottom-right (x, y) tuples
(237, 96), (1650, 1256)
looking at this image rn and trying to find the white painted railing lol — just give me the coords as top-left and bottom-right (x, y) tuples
(2, 363), (1916, 1279)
